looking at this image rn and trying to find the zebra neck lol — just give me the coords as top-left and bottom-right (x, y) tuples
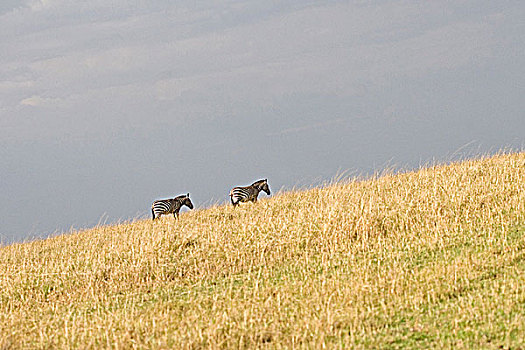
(172, 198), (183, 209)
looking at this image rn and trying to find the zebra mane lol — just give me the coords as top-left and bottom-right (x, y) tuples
(174, 194), (189, 201)
(251, 179), (267, 188)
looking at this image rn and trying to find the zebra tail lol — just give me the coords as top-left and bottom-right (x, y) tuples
(230, 190), (237, 206)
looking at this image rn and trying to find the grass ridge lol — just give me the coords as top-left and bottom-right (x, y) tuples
(1, 152), (525, 348)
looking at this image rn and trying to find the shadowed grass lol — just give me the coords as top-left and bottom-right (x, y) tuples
(1, 152), (525, 348)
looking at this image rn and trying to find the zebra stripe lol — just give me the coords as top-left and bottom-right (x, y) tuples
(230, 188), (251, 205)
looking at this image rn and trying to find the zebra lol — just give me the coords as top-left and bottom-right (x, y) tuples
(229, 179), (271, 207)
(151, 193), (194, 220)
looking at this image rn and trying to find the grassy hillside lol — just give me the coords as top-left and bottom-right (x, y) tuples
(1, 153), (525, 349)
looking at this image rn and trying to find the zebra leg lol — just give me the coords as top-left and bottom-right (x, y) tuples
(152, 208), (156, 220)
(173, 210), (179, 219)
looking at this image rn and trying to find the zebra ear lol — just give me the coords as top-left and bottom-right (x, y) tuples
(264, 179), (267, 182)
(187, 193), (190, 197)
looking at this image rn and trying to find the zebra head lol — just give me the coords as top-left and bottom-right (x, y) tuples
(253, 179), (271, 195)
(182, 193), (194, 209)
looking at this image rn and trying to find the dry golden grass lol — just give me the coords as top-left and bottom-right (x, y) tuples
(1, 152), (525, 349)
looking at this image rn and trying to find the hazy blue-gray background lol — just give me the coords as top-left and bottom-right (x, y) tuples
(1, 0), (524, 243)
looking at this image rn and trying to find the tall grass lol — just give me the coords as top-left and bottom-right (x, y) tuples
(1, 152), (525, 348)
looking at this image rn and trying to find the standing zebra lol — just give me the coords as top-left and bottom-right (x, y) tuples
(151, 193), (194, 220)
(229, 179), (271, 207)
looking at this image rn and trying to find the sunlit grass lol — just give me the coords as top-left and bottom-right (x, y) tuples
(1, 152), (525, 348)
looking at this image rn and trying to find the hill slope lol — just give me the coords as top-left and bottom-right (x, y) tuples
(1, 153), (525, 348)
